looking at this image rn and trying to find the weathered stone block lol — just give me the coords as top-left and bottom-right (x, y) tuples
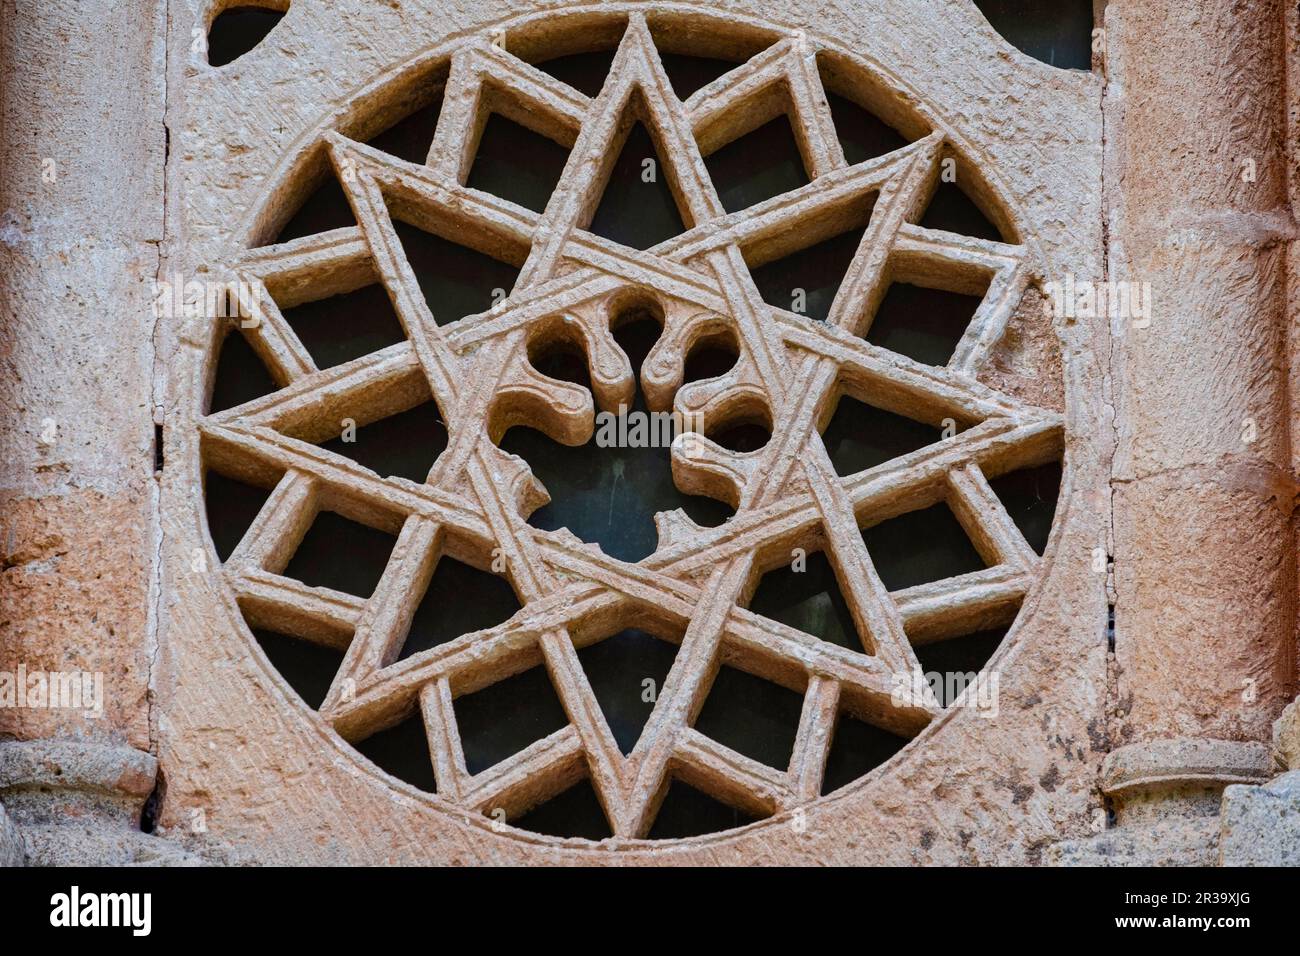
(1219, 772), (1300, 866)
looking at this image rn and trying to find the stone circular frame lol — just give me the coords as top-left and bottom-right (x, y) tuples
(196, 2), (1069, 845)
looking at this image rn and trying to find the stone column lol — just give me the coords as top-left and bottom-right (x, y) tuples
(0, 0), (165, 748)
(0, 0), (175, 862)
(1057, 0), (1297, 864)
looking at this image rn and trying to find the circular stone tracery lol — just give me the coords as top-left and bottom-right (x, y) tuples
(199, 6), (1065, 842)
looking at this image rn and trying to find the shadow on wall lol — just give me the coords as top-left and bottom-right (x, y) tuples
(972, 0), (1095, 70)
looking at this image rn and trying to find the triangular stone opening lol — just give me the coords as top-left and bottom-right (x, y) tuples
(820, 711), (909, 795)
(466, 112), (571, 214)
(658, 52), (741, 101)
(209, 327), (280, 413)
(918, 177), (1008, 243)
(988, 461), (1062, 556)
(820, 393), (949, 477)
(973, 0), (1095, 70)
(354, 711), (438, 793)
(533, 49), (618, 98)
(454, 665), (570, 776)
(575, 627), (680, 756)
(204, 469), (272, 562)
(390, 217), (522, 326)
(272, 171), (356, 246)
(366, 97), (444, 166)
(512, 778), (613, 840)
(913, 625), (1010, 707)
(251, 626), (342, 712)
(317, 401), (448, 484)
(588, 117), (687, 250)
(748, 547), (865, 654)
(821, 86), (909, 165)
(397, 557), (521, 662)
(648, 779), (762, 839)
(278, 282), (407, 370)
(748, 222), (869, 321)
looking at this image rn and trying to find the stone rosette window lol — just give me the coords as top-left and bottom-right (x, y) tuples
(197, 6), (1065, 842)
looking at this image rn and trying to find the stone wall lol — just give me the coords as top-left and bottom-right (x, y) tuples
(0, 0), (1295, 866)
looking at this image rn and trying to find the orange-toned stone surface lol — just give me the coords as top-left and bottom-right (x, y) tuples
(4, 0), (1298, 867)
(0, 0), (164, 753)
(1106, 0), (1296, 745)
(148, 0), (1109, 863)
